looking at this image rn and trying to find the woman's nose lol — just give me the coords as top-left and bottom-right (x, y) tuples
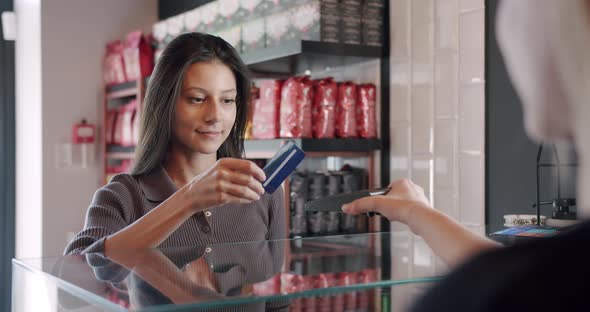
(203, 99), (221, 123)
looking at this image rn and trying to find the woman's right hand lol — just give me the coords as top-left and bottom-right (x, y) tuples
(342, 179), (432, 225)
(183, 158), (266, 212)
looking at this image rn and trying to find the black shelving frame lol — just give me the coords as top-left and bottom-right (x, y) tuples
(0, 0), (15, 311)
(380, 0), (391, 282)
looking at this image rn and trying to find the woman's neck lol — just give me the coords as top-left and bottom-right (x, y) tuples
(164, 149), (217, 188)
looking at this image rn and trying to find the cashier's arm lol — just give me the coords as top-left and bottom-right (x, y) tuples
(342, 179), (499, 268)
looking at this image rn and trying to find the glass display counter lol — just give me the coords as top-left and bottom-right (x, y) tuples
(13, 230), (446, 311)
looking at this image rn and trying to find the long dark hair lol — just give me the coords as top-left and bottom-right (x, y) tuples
(131, 33), (251, 176)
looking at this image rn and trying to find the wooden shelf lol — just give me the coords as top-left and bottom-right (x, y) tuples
(244, 138), (382, 159)
(241, 40), (382, 75)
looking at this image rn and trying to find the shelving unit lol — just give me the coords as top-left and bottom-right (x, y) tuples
(244, 138), (382, 158)
(241, 40), (388, 235)
(105, 145), (136, 160)
(245, 138), (382, 238)
(238, 39), (390, 299)
(101, 4), (390, 292)
(102, 77), (148, 183)
(242, 40), (382, 75)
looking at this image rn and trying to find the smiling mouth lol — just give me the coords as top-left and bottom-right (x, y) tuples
(195, 130), (223, 138)
(196, 130), (222, 134)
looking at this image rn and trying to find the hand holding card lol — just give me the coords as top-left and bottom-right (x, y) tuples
(262, 141), (306, 194)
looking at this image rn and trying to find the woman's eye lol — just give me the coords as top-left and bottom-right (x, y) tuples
(223, 98), (236, 105)
(189, 97), (205, 104)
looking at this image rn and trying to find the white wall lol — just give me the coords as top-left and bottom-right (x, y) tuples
(41, 0), (157, 258)
(16, 0), (158, 259)
(389, 0), (486, 309)
(15, 0), (42, 260)
(389, 0), (486, 230)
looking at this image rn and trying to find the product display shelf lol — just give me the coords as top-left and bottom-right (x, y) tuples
(242, 40), (383, 75)
(103, 77), (147, 184)
(244, 138), (382, 159)
(105, 145), (136, 160)
(240, 35), (389, 301)
(289, 240), (371, 261)
(241, 39), (387, 236)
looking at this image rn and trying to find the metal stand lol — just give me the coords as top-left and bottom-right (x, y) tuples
(534, 144), (578, 225)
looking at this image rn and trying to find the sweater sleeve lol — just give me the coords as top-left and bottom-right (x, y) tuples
(266, 187), (287, 241)
(64, 174), (138, 255)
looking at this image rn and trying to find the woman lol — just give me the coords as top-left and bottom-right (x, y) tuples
(65, 33), (285, 256)
(344, 0), (590, 310)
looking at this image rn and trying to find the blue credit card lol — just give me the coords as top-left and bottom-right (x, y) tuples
(262, 141), (305, 194)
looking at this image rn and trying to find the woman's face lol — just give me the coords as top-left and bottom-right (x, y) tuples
(172, 61), (238, 155)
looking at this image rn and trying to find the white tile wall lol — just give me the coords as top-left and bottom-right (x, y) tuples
(391, 0), (410, 60)
(436, 0), (458, 51)
(390, 124), (411, 180)
(459, 155), (485, 224)
(411, 86), (434, 155)
(435, 51), (458, 118)
(412, 157), (433, 200)
(389, 0), (486, 230)
(459, 9), (486, 84)
(389, 1), (485, 306)
(434, 119), (457, 189)
(459, 84), (485, 153)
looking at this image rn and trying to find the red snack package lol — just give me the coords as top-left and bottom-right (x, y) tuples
(123, 31), (155, 81)
(312, 78), (337, 138)
(356, 269), (377, 311)
(252, 80), (282, 139)
(302, 275), (317, 312)
(336, 271), (358, 311)
(301, 77), (314, 138)
(357, 84), (378, 138)
(113, 100), (137, 146)
(252, 273), (281, 296)
(279, 77), (300, 138)
(336, 82), (358, 138)
(103, 40), (127, 86)
(280, 272), (304, 294)
(105, 110), (118, 145)
(280, 272), (304, 311)
(244, 85), (258, 140)
(279, 76), (313, 138)
(313, 274), (332, 312)
(315, 272), (341, 311)
(132, 105), (141, 145)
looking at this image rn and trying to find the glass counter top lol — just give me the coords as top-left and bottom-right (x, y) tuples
(13, 230), (447, 311)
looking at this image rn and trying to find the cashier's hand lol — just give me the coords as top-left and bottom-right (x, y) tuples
(342, 179), (432, 224)
(183, 158), (266, 212)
